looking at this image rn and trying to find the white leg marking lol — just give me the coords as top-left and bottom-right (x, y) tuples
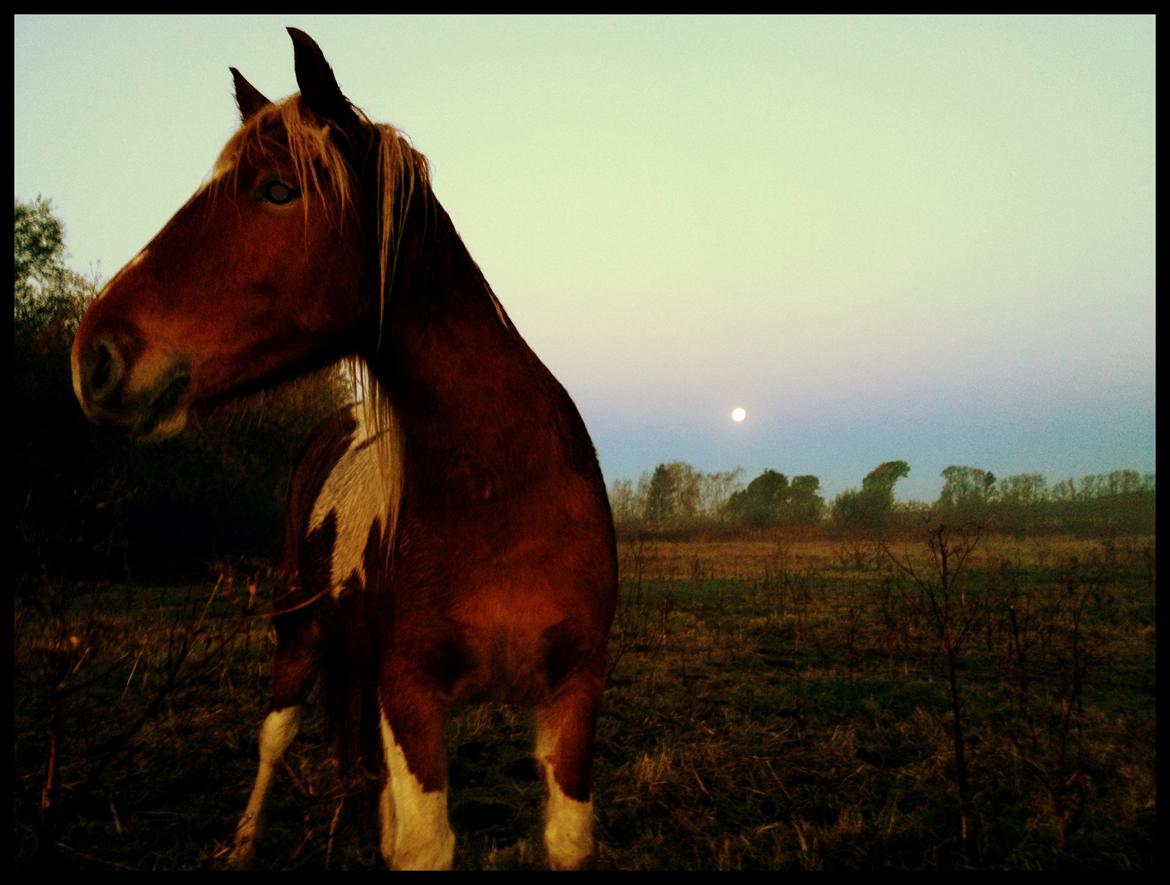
(228, 706), (301, 868)
(378, 774), (397, 866)
(537, 725), (594, 870)
(378, 712), (455, 870)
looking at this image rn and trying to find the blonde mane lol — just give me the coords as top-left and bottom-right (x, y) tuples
(214, 95), (424, 548)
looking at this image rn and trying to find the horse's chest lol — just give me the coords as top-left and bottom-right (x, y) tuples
(307, 432), (390, 598)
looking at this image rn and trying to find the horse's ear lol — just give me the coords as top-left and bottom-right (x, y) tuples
(230, 67), (272, 122)
(288, 27), (359, 131)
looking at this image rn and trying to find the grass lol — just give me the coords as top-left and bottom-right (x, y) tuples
(13, 532), (1157, 870)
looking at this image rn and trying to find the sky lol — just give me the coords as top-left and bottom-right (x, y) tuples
(14, 15), (1156, 502)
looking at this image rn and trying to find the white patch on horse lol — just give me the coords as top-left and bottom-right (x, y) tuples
(378, 712), (455, 870)
(229, 705), (302, 868)
(309, 407), (390, 597)
(537, 724), (594, 869)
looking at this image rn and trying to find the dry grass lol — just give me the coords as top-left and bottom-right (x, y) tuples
(14, 534), (1156, 870)
(617, 533), (1151, 579)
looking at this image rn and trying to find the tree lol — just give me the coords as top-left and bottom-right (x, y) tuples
(1105, 470), (1141, 496)
(724, 469), (825, 527)
(14, 196), (87, 333)
(937, 465), (997, 524)
(862, 460), (911, 505)
(15, 197), (110, 576)
(698, 468), (743, 519)
(14, 197), (64, 292)
(993, 473), (1050, 535)
(788, 475), (825, 523)
(994, 473), (1048, 508)
(726, 469), (788, 526)
(832, 460), (910, 534)
(607, 479), (638, 524)
(639, 462), (700, 524)
(609, 466), (742, 527)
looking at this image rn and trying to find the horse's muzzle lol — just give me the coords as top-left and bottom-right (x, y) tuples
(73, 335), (192, 440)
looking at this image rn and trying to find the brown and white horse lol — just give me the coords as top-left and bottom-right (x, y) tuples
(71, 29), (617, 870)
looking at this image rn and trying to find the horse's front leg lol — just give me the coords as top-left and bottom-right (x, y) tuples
(377, 672), (455, 870)
(535, 670), (604, 870)
(228, 614), (319, 869)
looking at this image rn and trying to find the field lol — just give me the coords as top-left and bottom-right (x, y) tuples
(14, 531), (1157, 870)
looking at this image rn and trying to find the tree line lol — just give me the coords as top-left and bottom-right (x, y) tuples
(609, 457), (1154, 537)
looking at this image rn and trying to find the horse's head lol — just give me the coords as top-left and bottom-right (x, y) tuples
(71, 29), (421, 440)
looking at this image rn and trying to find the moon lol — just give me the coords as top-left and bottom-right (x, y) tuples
(731, 407), (747, 423)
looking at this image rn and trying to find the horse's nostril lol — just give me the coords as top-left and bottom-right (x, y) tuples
(87, 339), (125, 402)
(91, 343), (112, 389)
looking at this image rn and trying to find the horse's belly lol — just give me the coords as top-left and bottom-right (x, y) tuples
(386, 575), (597, 706)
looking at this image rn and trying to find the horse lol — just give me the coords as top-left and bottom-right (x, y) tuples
(70, 28), (618, 871)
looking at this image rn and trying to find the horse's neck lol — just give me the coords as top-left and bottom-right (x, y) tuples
(367, 195), (560, 470)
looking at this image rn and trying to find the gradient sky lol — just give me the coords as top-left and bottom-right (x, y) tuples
(14, 15), (1155, 502)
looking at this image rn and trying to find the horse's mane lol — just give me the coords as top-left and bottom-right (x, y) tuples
(214, 93), (430, 315)
(214, 95), (422, 549)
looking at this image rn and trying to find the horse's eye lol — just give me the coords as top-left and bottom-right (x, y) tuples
(260, 180), (299, 205)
